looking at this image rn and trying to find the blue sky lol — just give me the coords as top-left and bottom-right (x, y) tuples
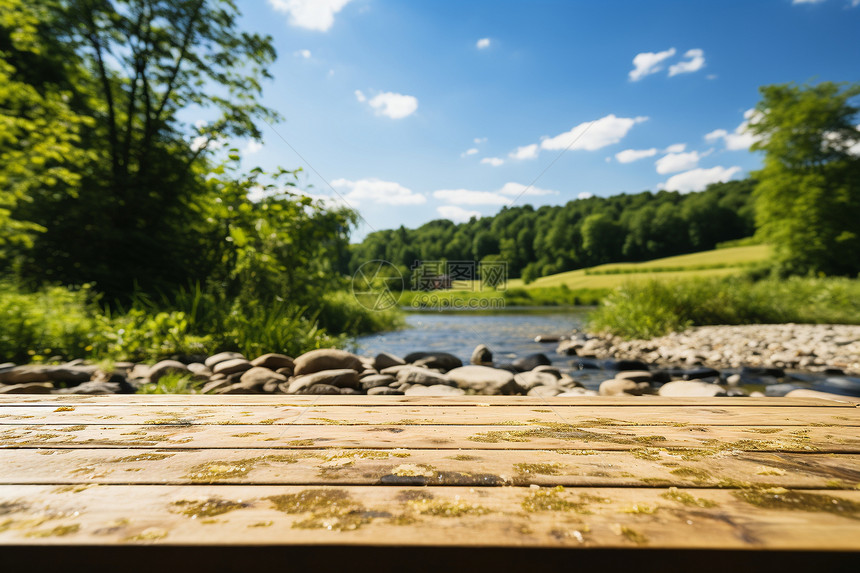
(228, 0), (860, 240)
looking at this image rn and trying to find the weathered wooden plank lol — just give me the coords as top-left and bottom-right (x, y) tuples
(1, 485), (859, 549)
(0, 395), (854, 407)
(2, 423), (857, 451)
(2, 405), (857, 426)
(1, 448), (856, 489)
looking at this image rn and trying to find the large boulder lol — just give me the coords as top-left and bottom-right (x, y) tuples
(556, 339), (581, 356)
(514, 371), (559, 392)
(602, 359), (650, 371)
(614, 370), (653, 383)
(374, 352), (405, 371)
(148, 360), (189, 384)
(250, 353), (295, 372)
(361, 374), (396, 391)
(204, 352), (245, 369)
(512, 353), (551, 372)
(367, 386), (404, 396)
(287, 369), (360, 394)
(599, 378), (648, 396)
(293, 383), (342, 395)
(396, 367), (455, 386)
(407, 352), (463, 372)
(405, 384), (466, 396)
(293, 349), (362, 376)
(528, 385), (562, 397)
(658, 380), (727, 397)
(446, 365), (524, 395)
(212, 358), (253, 376)
(55, 380), (120, 395)
(237, 367), (288, 391)
(0, 365), (95, 385)
(0, 382), (53, 394)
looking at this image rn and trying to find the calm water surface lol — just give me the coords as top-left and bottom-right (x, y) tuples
(355, 307), (596, 380)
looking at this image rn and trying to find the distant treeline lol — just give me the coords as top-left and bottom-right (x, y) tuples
(350, 179), (756, 282)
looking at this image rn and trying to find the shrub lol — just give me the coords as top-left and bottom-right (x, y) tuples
(588, 276), (860, 339)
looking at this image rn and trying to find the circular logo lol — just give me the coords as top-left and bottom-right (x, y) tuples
(351, 260), (404, 311)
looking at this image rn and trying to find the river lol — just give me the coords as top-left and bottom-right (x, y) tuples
(354, 308), (857, 396)
(355, 307), (609, 389)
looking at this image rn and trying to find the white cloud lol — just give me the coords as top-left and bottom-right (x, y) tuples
(481, 157), (504, 167)
(438, 205), (481, 223)
(704, 129), (728, 141)
(578, 192), (594, 200)
(665, 143), (686, 153)
(295, 49), (312, 59)
(660, 166), (742, 193)
(331, 178), (426, 205)
(629, 48), (676, 81)
(476, 38), (491, 49)
(268, 0), (353, 32)
(366, 92), (418, 119)
(540, 115), (648, 152)
(792, 0), (825, 4)
(498, 182), (558, 197)
(354, 89), (366, 102)
(706, 109), (762, 150)
(655, 150), (709, 174)
(292, 189), (350, 210)
(615, 148), (657, 163)
(474, 137), (487, 144)
(190, 135), (225, 152)
(461, 148), (479, 157)
(509, 143), (539, 160)
(433, 182), (558, 206)
(668, 48), (705, 76)
(243, 140), (263, 155)
(433, 189), (509, 206)
(824, 124), (860, 155)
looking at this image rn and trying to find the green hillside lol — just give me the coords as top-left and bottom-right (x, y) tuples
(508, 245), (771, 291)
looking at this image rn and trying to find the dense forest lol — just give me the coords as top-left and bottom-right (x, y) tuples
(350, 179), (757, 282)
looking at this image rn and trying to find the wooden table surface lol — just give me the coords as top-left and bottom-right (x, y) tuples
(1, 394), (858, 571)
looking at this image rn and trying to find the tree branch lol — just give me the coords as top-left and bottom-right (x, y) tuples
(83, 3), (119, 186)
(151, 0), (205, 128)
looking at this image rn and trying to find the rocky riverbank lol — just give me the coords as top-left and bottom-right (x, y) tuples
(0, 323), (857, 400)
(562, 324), (860, 373)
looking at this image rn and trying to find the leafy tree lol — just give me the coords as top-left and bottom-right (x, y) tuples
(749, 82), (860, 276)
(6, 0), (280, 299)
(580, 212), (622, 264)
(202, 160), (356, 309)
(0, 0), (95, 259)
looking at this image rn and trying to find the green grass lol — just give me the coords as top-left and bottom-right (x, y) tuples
(138, 372), (198, 394)
(391, 245), (771, 308)
(0, 281), (401, 364)
(588, 276), (860, 339)
(511, 245), (772, 291)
